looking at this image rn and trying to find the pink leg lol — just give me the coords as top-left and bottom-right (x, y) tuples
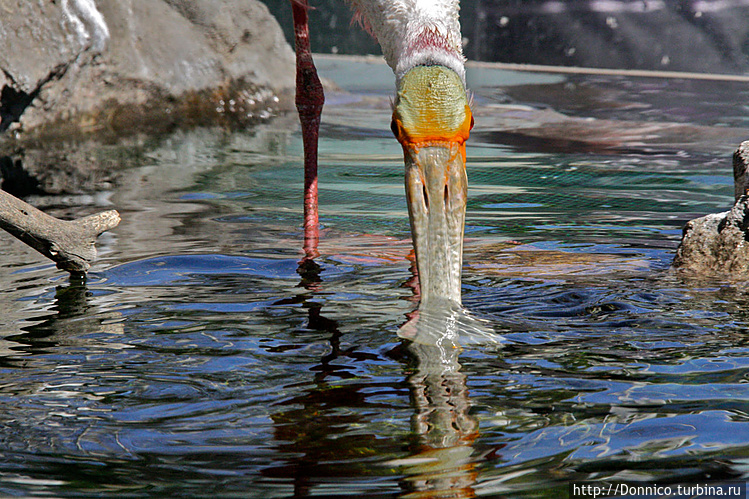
(291, 0), (325, 260)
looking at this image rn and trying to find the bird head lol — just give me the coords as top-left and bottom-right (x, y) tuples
(391, 64), (473, 306)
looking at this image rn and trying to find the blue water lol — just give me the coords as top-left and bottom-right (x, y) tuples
(1, 57), (748, 497)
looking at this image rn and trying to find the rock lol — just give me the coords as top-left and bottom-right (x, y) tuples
(734, 140), (749, 201)
(672, 202), (749, 275)
(0, 0), (295, 136)
(672, 140), (749, 275)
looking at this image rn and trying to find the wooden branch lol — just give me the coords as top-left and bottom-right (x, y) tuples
(0, 189), (120, 274)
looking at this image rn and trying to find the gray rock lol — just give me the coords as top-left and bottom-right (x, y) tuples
(673, 140), (749, 275)
(672, 202), (749, 275)
(0, 0), (295, 134)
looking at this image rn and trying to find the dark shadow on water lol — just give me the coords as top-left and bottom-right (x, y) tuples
(476, 129), (679, 157)
(296, 257), (324, 293)
(264, 259), (388, 496)
(5, 276), (93, 357)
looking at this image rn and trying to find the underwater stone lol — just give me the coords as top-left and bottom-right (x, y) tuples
(673, 141), (749, 275)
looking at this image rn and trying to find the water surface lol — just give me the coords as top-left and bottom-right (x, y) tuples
(1, 57), (749, 497)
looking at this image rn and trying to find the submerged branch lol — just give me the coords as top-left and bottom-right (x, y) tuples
(0, 189), (120, 275)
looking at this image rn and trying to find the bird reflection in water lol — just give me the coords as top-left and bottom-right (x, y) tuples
(268, 259), (483, 498)
(395, 340), (480, 499)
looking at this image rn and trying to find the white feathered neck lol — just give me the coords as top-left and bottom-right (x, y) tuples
(348, 0), (466, 83)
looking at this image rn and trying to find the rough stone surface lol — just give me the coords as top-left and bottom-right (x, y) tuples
(672, 203), (749, 274)
(734, 140), (749, 201)
(673, 140), (749, 275)
(0, 0), (295, 134)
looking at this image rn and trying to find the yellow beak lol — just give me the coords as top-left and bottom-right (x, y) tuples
(392, 65), (473, 307)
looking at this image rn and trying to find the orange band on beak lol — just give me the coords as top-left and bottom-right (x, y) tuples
(391, 105), (474, 162)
